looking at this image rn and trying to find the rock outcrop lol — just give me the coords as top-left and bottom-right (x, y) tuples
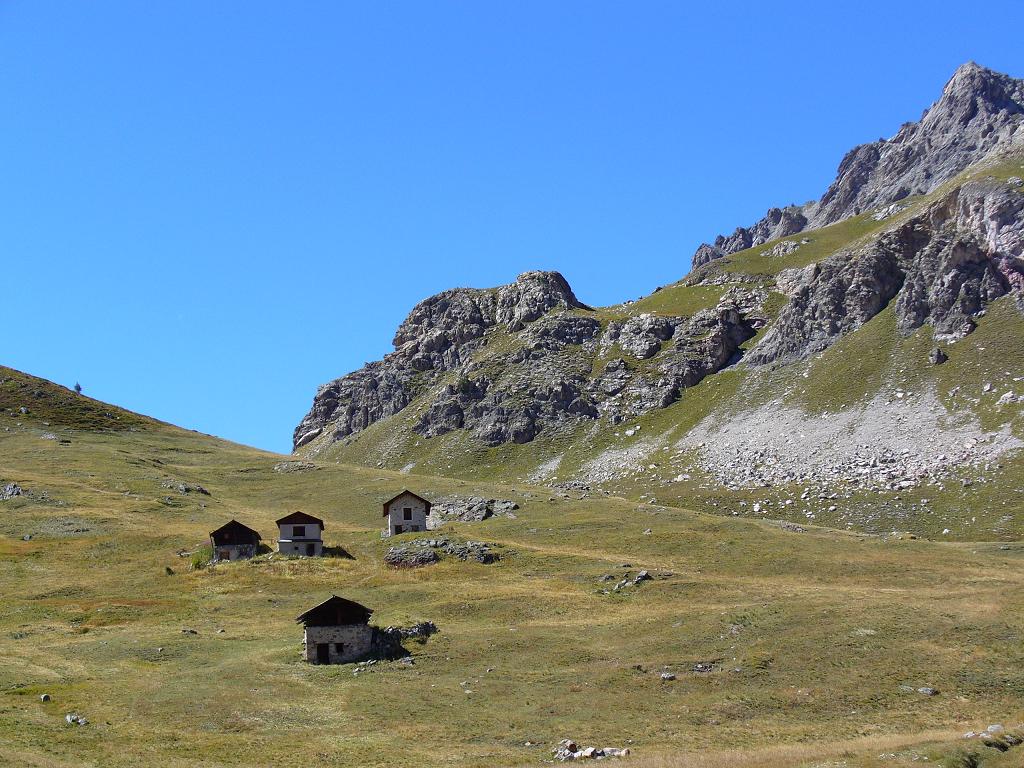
(812, 63), (1024, 228)
(428, 495), (519, 524)
(384, 537), (500, 567)
(0, 483), (23, 501)
(295, 270), (763, 452)
(748, 179), (1024, 364)
(402, 295), (757, 443)
(293, 271), (588, 449)
(596, 303), (757, 421)
(691, 62), (1024, 267)
(692, 205), (810, 268)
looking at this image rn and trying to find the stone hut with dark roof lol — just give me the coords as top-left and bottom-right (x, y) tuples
(296, 595), (374, 664)
(275, 511), (324, 557)
(209, 520), (261, 562)
(383, 490), (431, 537)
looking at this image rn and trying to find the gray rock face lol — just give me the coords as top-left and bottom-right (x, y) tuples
(747, 251), (904, 364)
(907, 180), (1024, 326)
(414, 374), (598, 446)
(293, 362), (414, 448)
(602, 314), (680, 359)
(429, 495), (519, 524)
(524, 313), (601, 352)
(295, 266), (762, 452)
(748, 179), (1024, 364)
(495, 270), (588, 331)
(392, 288), (495, 372)
(384, 537), (500, 567)
(692, 62), (1024, 267)
(812, 63), (1024, 228)
(604, 303), (755, 420)
(293, 271), (587, 449)
(0, 483), (23, 501)
(692, 205), (810, 268)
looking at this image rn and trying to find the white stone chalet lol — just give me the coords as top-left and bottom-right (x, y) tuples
(275, 511), (324, 556)
(383, 490), (431, 536)
(296, 595), (374, 664)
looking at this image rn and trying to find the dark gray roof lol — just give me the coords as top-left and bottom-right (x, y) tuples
(209, 519), (261, 546)
(296, 595), (372, 626)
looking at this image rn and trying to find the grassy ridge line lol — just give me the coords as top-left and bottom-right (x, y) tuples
(0, 365), (155, 432)
(715, 151), (1024, 278)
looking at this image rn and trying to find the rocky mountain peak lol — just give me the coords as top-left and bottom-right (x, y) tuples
(936, 61), (1023, 119)
(692, 62), (1024, 268)
(293, 270), (589, 450)
(293, 65), (1024, 469)
(746, 177), (1024, 365)
(391, 270), (584, 357)
(496, 270), (588, 331)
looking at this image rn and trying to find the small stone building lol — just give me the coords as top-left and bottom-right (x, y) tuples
(276, 511), (324, 557)
(383, 490), (431, 536)
(209, 519), (261, 561)
(296, 595), (374, 664)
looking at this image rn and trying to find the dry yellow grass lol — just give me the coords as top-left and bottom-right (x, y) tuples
(1, 368), (1023, 767)
(599, 730), (961, 768)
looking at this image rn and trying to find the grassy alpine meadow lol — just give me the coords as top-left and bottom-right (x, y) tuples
(1, 371), (1023, 767)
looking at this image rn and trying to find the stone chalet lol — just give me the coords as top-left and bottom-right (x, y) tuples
(297, 595), (374, 664)
(276, 511), (324, 557)
(209, 519), (261, 561)
(383, 490), (432, 536)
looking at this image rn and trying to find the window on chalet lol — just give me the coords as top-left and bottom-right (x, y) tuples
(293, 525), (305, 537)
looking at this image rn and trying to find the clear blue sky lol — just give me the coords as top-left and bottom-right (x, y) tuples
(2, 2), (1022, 453)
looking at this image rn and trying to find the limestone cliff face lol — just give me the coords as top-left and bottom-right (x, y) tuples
(692, 62), (1024, 268)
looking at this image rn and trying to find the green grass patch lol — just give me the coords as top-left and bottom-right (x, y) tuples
(626, 283), (728, 318)
(0, 365), (152, 432)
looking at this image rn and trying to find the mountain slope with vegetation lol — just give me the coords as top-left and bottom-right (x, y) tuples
(1, 366), (1023, 768)
(294, 63), (1024, 541)
(691, 61), (1024, 266)
(5, 61), (1024, 768)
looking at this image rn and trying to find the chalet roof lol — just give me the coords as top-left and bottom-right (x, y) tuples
(295, 595), (373, 627)
(381, 489), (432, 517)
(209, 519), (261, 546)
(275, 511), (325, 529)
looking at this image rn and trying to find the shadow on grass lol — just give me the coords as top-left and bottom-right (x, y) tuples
(323, 545), (355, 560)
